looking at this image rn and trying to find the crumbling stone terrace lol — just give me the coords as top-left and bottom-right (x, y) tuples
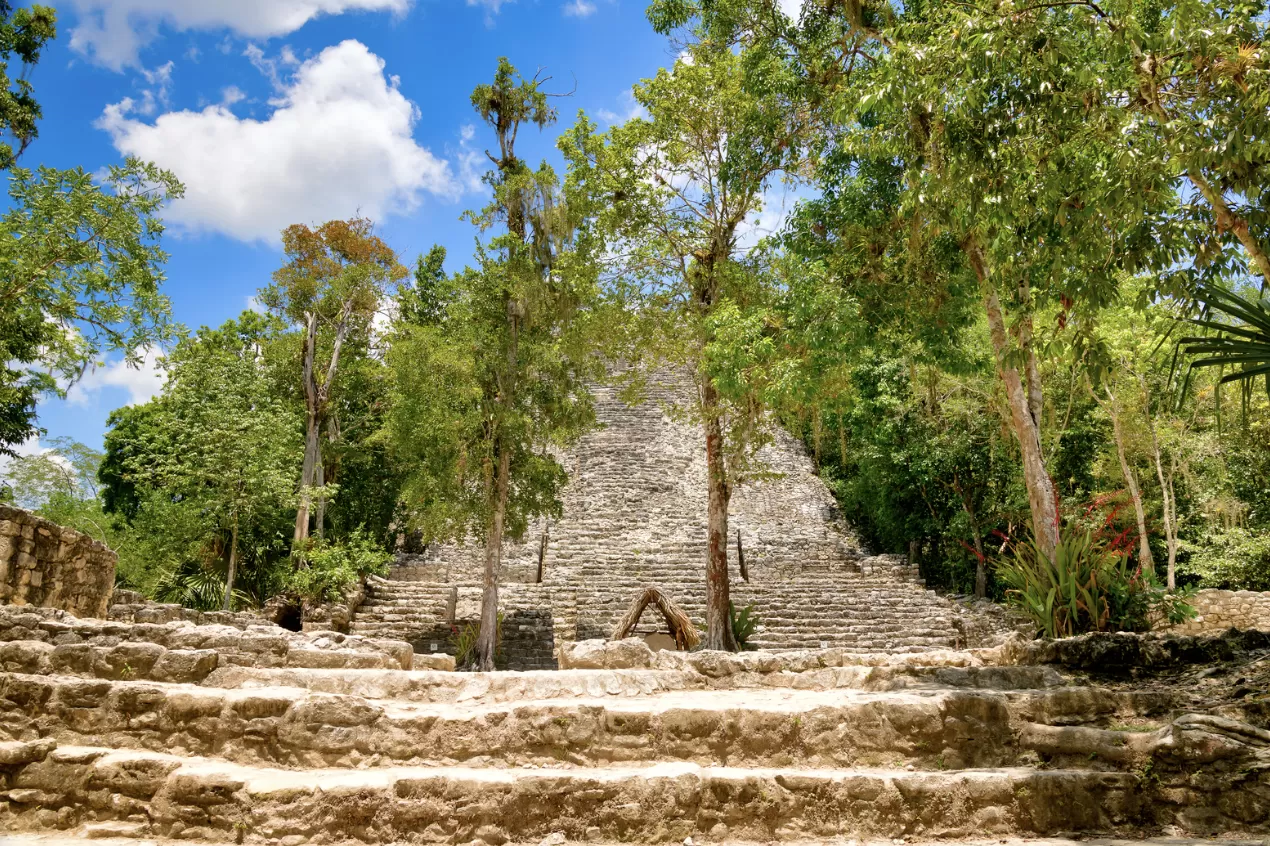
(0, 602), (1268, 844)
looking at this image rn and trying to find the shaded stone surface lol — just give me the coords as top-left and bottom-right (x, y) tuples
(0, 506), (115, 619)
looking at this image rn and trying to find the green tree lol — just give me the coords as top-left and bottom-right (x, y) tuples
(0, 2), (55, 170)
(262, 218), (407, 548)
(563, 42), (805, 650)
(399, 244), (451, 327)
(385, 58), (599, 670)
(130, 314), (300, 610)
(0, 5), (182, 457)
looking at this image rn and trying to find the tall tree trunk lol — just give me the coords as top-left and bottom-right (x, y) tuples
(313, 455), (325, 541)
(954, 478), (987, 598)
(1018, 284), (1044, 431)
(966, 242), (1060, 562)
(1105, 388), (1155, 576)
(294, 408), (320, 549)
(701, 379), (738, 652)
(1147, 423), (1179, 589)
(476, 300), (521, 671)
(223, 514), (239, 612)
(294, 312), (320, 548)
(294, 306), (353, 551)
(475, 443), (510, 671)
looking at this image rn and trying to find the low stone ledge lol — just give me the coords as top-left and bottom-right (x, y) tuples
(0, 605), (414, 674)
(106, 589), (271, 630)
(559, 636), (1037, 678)
(999, 628), (1270, 672)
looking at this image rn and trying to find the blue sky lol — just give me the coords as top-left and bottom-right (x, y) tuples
(19, 0), (686, 457)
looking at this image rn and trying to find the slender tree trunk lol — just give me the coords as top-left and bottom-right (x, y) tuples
(967, 244), (1060, 562)
(701, 379), (738, 652)
(476, 299), (521, 671)
(954, 478), (987, 598)
(475, 444), (510, 671)
(294, 408), (320, 549)
(313, 455), (325, 541)
(294, 306), (352, 551)
(536, 520), (549, 584)
(1018, 285), (1044, 430)
(223, 514), (239, 612)
(294, 312), (320, 548)
(1147, 426), (1178, 589)
(1106, 388), (1155, 576)
(1138, 374), (1178, 588)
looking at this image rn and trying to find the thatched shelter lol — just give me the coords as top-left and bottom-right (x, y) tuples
(610, 587), (701, 650)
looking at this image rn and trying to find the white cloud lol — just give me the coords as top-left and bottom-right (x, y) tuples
(221, 85), (246, 106)
(466, 0), (512, 23)
(134, 59), (174, 115)
(65, 0), (411, 70)
(563, 0), (597, 16)
(455, 123), (487, 194)
(244, 42), (303, 90)
(596, 91), (648, 125)
(246, 295), (266, 314)
(97, 40), (459, 244)
(65, 347), (167, 408)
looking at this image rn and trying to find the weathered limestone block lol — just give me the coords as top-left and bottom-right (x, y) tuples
(559, 638), (654, 670)
(0, 604), (414, 674)
(0, 505), (115, 618)
(1159, 588), (1270, 636)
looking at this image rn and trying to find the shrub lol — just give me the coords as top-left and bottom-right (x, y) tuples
(729, 601), (760, 650)
(289, 528), (392, 604)
(996, 526), (1194, 638)
(450, 612), (503, 670)
(1180, 528), (1270, 591)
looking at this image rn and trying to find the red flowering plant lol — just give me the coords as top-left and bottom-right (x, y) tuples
(995, 493), (1195, 639)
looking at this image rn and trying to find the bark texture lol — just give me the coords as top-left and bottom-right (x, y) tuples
(701, 385), (738, 653)
(966, 243), (1060, 563)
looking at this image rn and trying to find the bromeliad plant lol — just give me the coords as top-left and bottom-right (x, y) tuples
(996, 502), (1195, 639)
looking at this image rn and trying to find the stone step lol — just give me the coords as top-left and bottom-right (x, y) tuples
(0, 673), (1175, 772)
(5, 835), (1270, 846)
(0, 746), (1172, 844)
(199, 656), (1071, 703)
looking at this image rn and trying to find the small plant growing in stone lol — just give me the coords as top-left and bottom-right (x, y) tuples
(728, 602), (760, 651)
(452, 612), (504, 670)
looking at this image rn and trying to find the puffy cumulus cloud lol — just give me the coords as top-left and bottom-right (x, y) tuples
(65, 346), (167, 408)
(65, 0), (411, 70)
(97, 40), (459, 244)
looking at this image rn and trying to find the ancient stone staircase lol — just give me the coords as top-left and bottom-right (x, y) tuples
(350, 371), (976, 664)
(2, 610), (1268, 843)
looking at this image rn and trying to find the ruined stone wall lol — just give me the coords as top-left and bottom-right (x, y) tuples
(0, 604), (417, 682)
(1161, 588), (1270, 635)
(0, 505), (115, 618)
(106, 589), (273, 629)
